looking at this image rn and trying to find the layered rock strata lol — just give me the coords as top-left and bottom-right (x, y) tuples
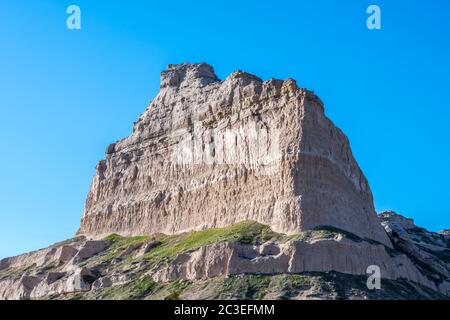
(78, 63), (390, 247)
(1, 212), (448, 299)
(379, 211), (450, 296)
(152, 238), (432, 287)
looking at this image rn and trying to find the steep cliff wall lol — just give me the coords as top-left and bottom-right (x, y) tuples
(77, 63), (390, 247)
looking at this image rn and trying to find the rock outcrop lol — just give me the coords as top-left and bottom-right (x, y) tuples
(152, 238), (433, 288)
(0, 237), (111, 300)
(379, 211), (450, 296)
(78, 62), (391, 247)
(1, 64), (447, 300)
(1, 215), (448, 300)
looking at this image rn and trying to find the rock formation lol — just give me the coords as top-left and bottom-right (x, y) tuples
(78, 62), (390, 247)
(1, 64), (448, 300)
(379, 211), (450, 296)
(1, 212), (449, 299)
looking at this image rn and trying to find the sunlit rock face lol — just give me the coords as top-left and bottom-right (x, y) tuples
(2, 217), (448, 299)
(77, 63), (391, 247)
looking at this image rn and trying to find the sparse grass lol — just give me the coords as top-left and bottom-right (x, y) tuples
(139, 221), (281, 265)
(68, 293), (84, 300)
(0, 264), (35, 281)
(90, 275), (158, 300)
(50, 236), (84, 248)
(55, 272), (450, 300)
(102, 234), (150, 262)
(313, 226), (363, 242)
(101, 221), (375, 272)
(103, 234), (123, 242)
(164, 290), (180, 300)
(270, 274), (313, 299)
(286, 226), (349, 242)
(102, 222), (372, 267)
(163, 280), (190, 300)
(127, 276), (157, 299)
(216, 275), (271, 300)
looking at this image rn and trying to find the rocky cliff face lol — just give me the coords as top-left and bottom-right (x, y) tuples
(1, 64), (447, 300)
(379, 211), (450, 295)
(1, 212), (449, 300)
(78, 63), (390, 247)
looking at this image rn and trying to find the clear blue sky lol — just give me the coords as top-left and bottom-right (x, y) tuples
(1, 0), (449, 258)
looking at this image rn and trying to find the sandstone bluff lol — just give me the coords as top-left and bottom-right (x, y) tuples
(78, 62), (390, 247)
(1, 63), (449, 300)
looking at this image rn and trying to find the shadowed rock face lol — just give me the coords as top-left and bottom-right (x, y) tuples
(379, 211), (450, 296)
(77, 62), (391, 247)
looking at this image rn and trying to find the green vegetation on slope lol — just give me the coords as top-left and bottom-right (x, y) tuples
(98, 220), (375, 270)
(140, 220), (280, 261)
(219, 275), (272, 300)
(80, 275), (158, 300)
(102, 234), (150, 262)
(5, 220), (447, 300)
(63, 272), (448, 300)
(32, 220), (448, 300)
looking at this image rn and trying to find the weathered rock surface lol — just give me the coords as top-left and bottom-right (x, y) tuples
(78, 62), (390, 247)
(2, 215), (447, 300)
(1, 64), (447, 300)
(73, 240), (109, 263)
(0, 237), (111, 299)
(379, 211), (450, 296)
(151, 238), (434, 290)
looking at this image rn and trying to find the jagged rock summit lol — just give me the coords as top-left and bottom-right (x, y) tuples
(78, 62), (391, 247)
